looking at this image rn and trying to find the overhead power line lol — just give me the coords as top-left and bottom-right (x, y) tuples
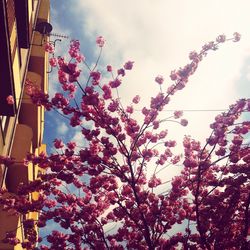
(134, 109), (249, 112)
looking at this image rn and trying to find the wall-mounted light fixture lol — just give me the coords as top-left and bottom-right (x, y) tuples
(31, 21), (53, 46)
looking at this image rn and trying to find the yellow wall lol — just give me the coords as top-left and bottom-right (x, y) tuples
(13, 52), (21, 108)
(0, 0), (50, 248)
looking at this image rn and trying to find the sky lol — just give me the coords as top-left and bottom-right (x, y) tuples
(39, 0), (250, 242)
(45, 0), (250, 152)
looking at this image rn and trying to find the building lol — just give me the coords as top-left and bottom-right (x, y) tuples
(0, 0), (49, 249)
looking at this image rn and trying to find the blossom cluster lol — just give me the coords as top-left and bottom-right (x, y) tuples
(0, 33), (249, 250)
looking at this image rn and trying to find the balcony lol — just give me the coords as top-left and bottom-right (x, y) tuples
(5, 124), (33, 194)
(19, 71), (45, 149)
(0, 192), (24, 250)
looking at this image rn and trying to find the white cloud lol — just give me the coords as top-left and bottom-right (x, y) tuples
(246, 65), (250, 81)
(41, 2), (250, 240)
(71, 131), (86, 148)
(69, 0), (250, 145)
(56, 122), (69, 135)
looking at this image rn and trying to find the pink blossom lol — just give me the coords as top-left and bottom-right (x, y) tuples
(153, 120), (160, 129)
(202, 41), (216, 51)
(53, 139), (64, 149)
(178, 208), (186, 219)
(124, 61), (134, 70)
(232, 135), (243, 145)
(90, 71), (101, 85)
(216, 34), (226, 43)
(96, 36), (105, 47)
(49, 57), (57, 67)
(110, 239), (119, 247)
(165, 140), (176, 147)
(155, 75), (164, 84)
(180, 119), (188, 126)
(148, 175), (162, 188)
(189, 51), (199, 61)
(171, 155), (181, 164)
(108, 100), (119, 112)
(167, 84), (177, 95)
(6, 95), (14, 105)
(126, 106), (133, 114)
(117, 68), (125, 76)
(132, 95), (140, 104)
(215, 147), (226, 156)
(67, 83), (77, 96)
(44, 42), (54, 53)
(174, 110), (183, 119)
(57, 57), (65, 67)
(68, 63), (78, 73)
(51, 93), (69, 107)
(102, 84), (112, 99)
(177, 64), (193, 79)
(109, 78), (121, 88)
(58, 70), (67, 84)
(150, 93), (169, 110)
(76, 54), (85, 63)
(106, 65), (112, 72)
(170, 70), (178, 81)
(142, 107), (150, 116)
(68, 40), (82, 60)
(233, 32), (241, 42)
(1, 34), (246, 250)
(70, 39), (80, 49)
(159, 130), (168, 139)
(68, 70), (81, 82)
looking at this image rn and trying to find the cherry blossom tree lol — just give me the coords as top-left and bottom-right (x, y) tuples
(1, 32), (249, 250)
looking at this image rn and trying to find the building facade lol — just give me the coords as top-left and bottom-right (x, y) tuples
(0, 0), (49, 249)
